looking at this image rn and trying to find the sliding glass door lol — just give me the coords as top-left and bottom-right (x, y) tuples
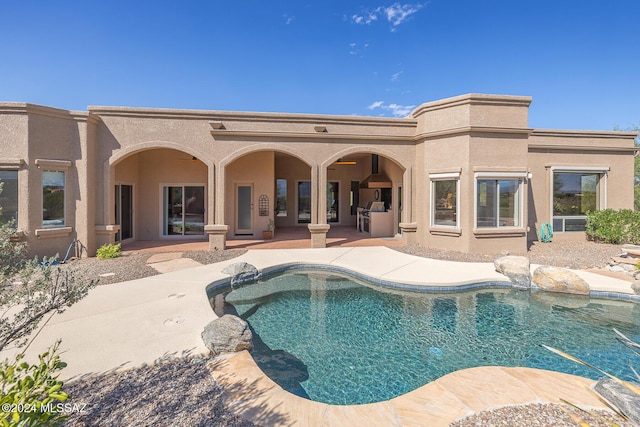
(115, 184), (133, 241)
(297, 181), (311, 224)
(163, 185), (205, 236)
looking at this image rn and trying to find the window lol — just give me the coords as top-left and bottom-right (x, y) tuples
(297, 181), (311, 224)
(476, 178), (522, 228)
(276, 179), (287, 217)
(42, 170), (65, 228)
(327, 181), (339, 223)
(553, 171), (602, 232)
(432, 179), (458, 227)
(0, 170), (18, 224)
(350, 181), (359, 215)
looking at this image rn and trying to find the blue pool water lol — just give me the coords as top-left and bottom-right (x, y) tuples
(214, 270), (640, 405)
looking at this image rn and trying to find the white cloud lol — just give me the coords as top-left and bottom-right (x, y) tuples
(367, 101), (415, 117)
(349, 42), (369, 56)
(367, 101), (385, 110)
(351, 3), (424, 29)
(384, 3), (423, 26)
(283, 14), (294, 25)
(391, 71), (402, 81)
(352, 9), (380, 25)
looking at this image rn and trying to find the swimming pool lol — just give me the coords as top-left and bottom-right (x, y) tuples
(211, 269), (640, 405)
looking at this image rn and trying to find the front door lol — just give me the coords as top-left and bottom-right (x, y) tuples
(236, 184), (253, 234)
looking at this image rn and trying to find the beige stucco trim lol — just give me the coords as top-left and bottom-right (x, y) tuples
(34, 226), (73, 239)
(532, 129), (638, 139)
(34, 159), (72, 170)
(416, 126), (533, 141)
(95, 224), (120, 235)
(473, 228), (527, 237)
(429, 227), (462, 236)
(211, 129), (414, 141)
(530, 144), (637, 153)
(411, 93), (533, 117)
(0, 159), (24, 169)
(108, 141), (212, 167)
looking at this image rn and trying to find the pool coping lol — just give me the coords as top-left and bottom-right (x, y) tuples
(210, 351), (607, 427)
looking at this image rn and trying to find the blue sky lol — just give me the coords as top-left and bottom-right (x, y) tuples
(1, 1), (638, 131)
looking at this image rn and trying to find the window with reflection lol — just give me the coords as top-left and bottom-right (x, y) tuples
(476, 179), (521, 228)
(42, 170), (65, 228)
(553, 172), (601, 232)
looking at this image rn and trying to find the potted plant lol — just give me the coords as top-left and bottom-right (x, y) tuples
(262, 219), (274, 240)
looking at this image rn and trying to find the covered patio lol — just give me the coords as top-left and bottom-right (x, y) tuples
(122, 226), (402, 253)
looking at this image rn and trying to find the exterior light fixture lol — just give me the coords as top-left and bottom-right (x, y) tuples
(314, 125), (327, 132)
(334, 159), (356, 165)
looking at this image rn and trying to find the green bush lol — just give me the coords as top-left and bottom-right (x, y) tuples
(96, 243), (122, 259)
(0, 341), (68, 427)
(585, 209), (640, 244)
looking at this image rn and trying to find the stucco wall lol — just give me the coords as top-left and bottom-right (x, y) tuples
(1, 95), (635, 257)
(527, 130), (635, 241)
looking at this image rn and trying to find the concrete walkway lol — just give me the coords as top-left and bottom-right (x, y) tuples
(2, 247), (635, 425)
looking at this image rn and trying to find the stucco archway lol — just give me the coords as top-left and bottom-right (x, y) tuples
(318, 150), (408, 239)
(221, 146), (313, 242)
(98, 144), (213, 248)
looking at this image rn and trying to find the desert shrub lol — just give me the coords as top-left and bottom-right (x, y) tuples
(585, 209), (640, 244)
(96, 243), (122, 259)
(0, 183), (94, 426)
(0, 341), (68, 427)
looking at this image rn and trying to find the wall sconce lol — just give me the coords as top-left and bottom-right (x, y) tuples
(334, 158), (356, 165)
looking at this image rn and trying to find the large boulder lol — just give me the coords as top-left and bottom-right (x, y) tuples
(594, 378), (640, 424)
(222, 262), (260, 286)
(201, 314), (253, 355)
(494, 255), (531, 289)
(532, 265), (589, 295)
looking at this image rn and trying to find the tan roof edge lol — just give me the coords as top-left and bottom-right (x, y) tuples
(411, 93), (533, 117)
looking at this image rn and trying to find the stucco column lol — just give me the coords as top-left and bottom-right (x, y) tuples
(93, 161), (119, 252)
(403, 166), (413, 223)
(205, 160), (229, 250)
(399, 222), (418, 245)
(215, 161), (225, 225)
(205, 224), (228, 250)
(308, 163), (329, 247)
(316, 163), (326, 225)
(207, 162), (215, 226)
(311, 164), (320, 224)
(308, 224), (331, 248)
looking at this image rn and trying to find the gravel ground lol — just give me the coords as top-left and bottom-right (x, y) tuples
(58, 242), (630, 426)
(450, 403), (633, 427)
(394, 240), (624, 269)
(58, 249), (247, 286)
(64, 357), (254, 427)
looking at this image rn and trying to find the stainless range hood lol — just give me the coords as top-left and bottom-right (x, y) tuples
(360, 154), (392, 189)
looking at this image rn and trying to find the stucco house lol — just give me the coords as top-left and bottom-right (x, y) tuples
(0, 93), (636, 258)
